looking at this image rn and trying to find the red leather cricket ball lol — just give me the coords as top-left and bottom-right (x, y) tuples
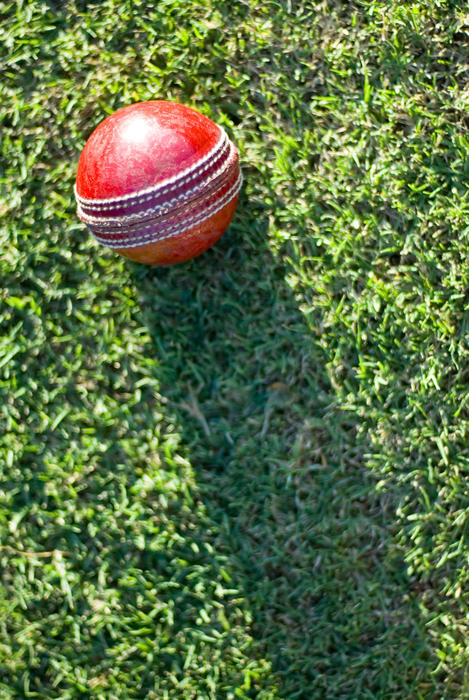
(75, 101), (242, 265)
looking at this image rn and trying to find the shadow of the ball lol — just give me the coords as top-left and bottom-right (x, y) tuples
(117, 196), (239, 266)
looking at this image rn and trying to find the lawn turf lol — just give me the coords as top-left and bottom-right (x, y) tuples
(1, 0), (469, 697)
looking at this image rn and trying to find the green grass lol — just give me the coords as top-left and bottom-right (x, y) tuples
(1, 0), (469, 697)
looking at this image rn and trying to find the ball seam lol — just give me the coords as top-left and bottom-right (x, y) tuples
(75, 128), (229, 209)
(90, 170), (243, 248)
(77, 143), (237, 228)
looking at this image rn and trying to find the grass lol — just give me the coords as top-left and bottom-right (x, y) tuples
(1, 0), (469, 697)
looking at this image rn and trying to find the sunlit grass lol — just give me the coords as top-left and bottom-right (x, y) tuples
(1, 0), (469, 697)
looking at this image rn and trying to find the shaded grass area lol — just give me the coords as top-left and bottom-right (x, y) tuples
(1, 0), (469, 697)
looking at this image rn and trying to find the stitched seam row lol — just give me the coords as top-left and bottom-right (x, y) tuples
(90, 171), (243, 248)
(75, 128), (229, 209)
(78, 144), (237, 228)
(86, 164), (238, 235)
(92, 170), (242, 242)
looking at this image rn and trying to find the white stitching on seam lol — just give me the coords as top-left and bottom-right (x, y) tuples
(90, 170), (242, 249)
(75, 127), (226, 207)
(77, 143), (237, 228)
(92, 169), (242, 246)
(75, 127), (228, 209)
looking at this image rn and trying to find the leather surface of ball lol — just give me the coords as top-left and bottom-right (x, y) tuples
(75, 101), (242, 265)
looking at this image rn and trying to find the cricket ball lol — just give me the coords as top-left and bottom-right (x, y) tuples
(74, 101), (242, 265)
